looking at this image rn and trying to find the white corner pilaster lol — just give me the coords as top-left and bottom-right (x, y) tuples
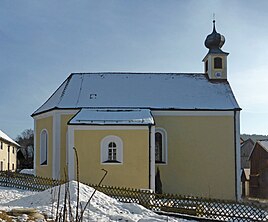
(150, 126), (155, 191)
(52, 112), (61, 179)
(33, 119), (37, 176)
(235, 111), (241, 201)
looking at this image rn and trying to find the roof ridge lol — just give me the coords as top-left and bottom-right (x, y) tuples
(70, 72), (205, 75)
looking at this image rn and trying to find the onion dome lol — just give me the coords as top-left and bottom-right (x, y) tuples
(205, 20), (226, 53)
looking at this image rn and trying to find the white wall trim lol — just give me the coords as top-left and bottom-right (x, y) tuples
(150, 126), (155, 191)
(52, 112), (61, 179)
(34, 119), (37, 176)
(40, 129), (48, 166)
(67, 126), (75, 180)
(33, 109), (78, 120)
(235, 111), (241, 201)
(152, 110), (234, 117)
(100, 135), (123, 165)
(69, 125), (149, 131)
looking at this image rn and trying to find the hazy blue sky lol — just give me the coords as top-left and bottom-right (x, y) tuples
(1, 0), (267, 139)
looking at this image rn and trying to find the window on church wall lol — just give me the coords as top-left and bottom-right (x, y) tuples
(155, 132), (163, 162)
(108, 142), (117, 161)
(101, 136), (123, 164)
(214, 57), (222, 69)
(155, 128), (167, 164)
(205, 60), (208, 73)
(40, 129), (48, 165)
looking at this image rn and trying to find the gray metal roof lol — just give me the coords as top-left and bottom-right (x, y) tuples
(69, 108), (154, 125)
(258, 140), (268, 152)
(32, 72), (240, 116)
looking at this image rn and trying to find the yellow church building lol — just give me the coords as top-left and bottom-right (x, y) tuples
(0, 130), (19, 171)
(32, 21), (241, 200)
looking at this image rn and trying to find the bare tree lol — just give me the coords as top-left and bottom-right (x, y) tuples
(16, 129), (34, 169)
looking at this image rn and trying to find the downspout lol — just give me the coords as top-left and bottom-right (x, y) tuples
(67, 125), (75, 180)
(149, 125), (155, 191)
(234, 110), (241, 201)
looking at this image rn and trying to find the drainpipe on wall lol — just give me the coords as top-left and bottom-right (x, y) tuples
(234, 110), (241, 201)
(149, 125), (155, 191)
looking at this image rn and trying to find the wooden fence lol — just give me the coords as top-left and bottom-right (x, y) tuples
(90, 184), (268, 221)
(0, 171), (63, 191)
(0, 171), (267, 221)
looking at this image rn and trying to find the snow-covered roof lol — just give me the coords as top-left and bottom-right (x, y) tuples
(0, 130), (20, 147)
(69, 109), (154, 125)
(32, 73), (240, 116)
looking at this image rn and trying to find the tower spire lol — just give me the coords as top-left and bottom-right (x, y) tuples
(204, 19), (225, 53)
(213, 19), (216, 32)
(202, 20), (229, 80)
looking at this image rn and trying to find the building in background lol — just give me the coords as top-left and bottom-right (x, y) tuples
(0, 130), (19, 171)
(240, 138), (254, 197)
(249, 140), (268, 199)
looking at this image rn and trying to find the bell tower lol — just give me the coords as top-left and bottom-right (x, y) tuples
(203, 20), (229, 80)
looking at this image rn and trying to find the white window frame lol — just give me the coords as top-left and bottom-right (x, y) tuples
(101, 135), (123, 164)
(155, 128), (168, 164)
(40, 129), (48, 166)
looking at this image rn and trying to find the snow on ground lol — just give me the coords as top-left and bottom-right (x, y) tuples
(0, 181), (194, 221)
(0, 186), (35, 205)
(19, 169), (34, 175)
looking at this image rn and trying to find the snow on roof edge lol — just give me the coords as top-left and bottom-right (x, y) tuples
(0, 130), (20, 147)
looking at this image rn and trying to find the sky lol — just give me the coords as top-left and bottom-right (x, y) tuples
(0, 0), (267, 139)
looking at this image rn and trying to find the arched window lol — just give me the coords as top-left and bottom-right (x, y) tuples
(101, 136), (123, 164)
(108, 142), (117, 161)
(214, 57), (222, 69)
(40, 129), (48, 165)
(155, 132), (163, 162)
(155, 128), (167, 164)
(205, 60), (208, 73)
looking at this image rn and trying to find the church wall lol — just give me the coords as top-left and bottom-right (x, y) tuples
(35, 116), (53, 178)
(154, 114), (236, 200)
(60, 114), (76, 180)
(73, 128), (150, 189)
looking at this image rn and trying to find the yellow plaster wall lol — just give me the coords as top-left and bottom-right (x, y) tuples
(35, 116), (53, 178)
(60, 114), (75, 180)
(0, 141), (17, 171)
(74, 129), (150, 189)
(155, 115), (236, 200)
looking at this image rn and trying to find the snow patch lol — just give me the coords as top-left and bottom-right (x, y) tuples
(3, 181), (189, 221)
(19, 169), (35, 175)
